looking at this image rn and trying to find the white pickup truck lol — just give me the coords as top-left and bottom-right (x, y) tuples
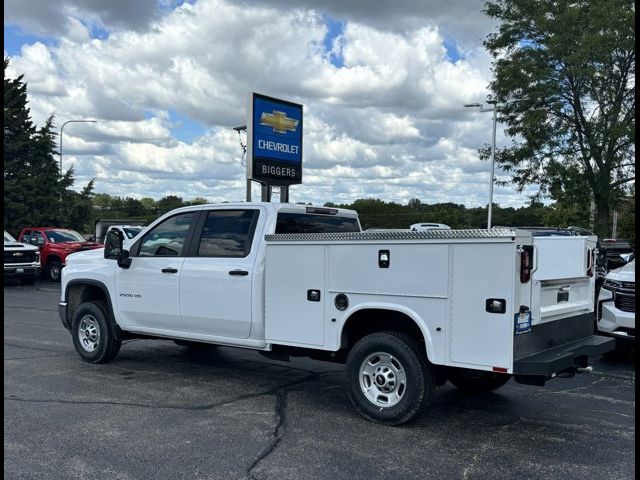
(59, 203), (614, 424)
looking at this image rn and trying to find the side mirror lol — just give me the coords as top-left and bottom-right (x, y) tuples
(29, 236), (38, 246)
(37, 237), (45, 246)
(104, 230), (132, 269)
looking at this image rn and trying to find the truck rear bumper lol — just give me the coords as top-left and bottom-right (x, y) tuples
(513, 334), (615, 376)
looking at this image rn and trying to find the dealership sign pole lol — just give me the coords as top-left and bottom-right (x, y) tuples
(247, 92), (303, 202)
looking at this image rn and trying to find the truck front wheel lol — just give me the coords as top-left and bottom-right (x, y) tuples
(71, 301), (121, 364)
(346, 332), (435, 425)
(447, 368), (511, 392)
(45, 261), (62, 282)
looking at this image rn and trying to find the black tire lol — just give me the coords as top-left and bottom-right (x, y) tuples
(447, 368), (511, 393)
(346, 331), (435, 425)
(20, 277), (36, 285)
(45, 261), (62, 282)
(71, 301), (121, 364)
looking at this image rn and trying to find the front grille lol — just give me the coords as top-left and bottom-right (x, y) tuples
(622, 281), (635, 290)
(614, 293), (636, 313)
(4, 250), (38, 264)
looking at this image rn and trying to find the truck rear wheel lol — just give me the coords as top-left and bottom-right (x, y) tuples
(447, 368), (511, 392)
(346, 332), (435, 425)
(71, 301), (121, 364)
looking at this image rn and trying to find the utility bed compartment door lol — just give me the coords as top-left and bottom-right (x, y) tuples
(450, 243), (515, 369)
(265, 244), (325, 347)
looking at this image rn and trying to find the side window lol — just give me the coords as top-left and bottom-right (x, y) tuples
(21, 230), (31, 242)
(197, 210), (259, 258)
(32, 231), (45, 244)
(138, 212), (195, 257)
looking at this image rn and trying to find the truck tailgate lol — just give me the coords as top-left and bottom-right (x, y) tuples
(531, 236), (597, 324)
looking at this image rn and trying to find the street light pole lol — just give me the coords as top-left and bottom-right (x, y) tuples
(488, 101), (498, 230)
(59, 120), (98, 175)
(463, 100), (502, 229)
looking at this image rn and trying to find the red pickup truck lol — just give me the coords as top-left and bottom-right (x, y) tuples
(18, 227), (102, 281)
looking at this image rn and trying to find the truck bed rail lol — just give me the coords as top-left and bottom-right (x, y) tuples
(265, 228), (518, 242)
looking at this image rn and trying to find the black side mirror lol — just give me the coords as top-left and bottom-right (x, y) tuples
(37, 237), (45, 246)
(104, 230), (132, 269)
(29, 236), (38, 246)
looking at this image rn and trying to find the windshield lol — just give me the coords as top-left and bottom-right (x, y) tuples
(4, 231), (16, 242)
(123, 227), (144, 239)
(45, 229), (86, 243)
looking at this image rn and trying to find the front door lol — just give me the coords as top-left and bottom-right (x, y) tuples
(115, 211), (197, 334)
(180, 208), (263, 339)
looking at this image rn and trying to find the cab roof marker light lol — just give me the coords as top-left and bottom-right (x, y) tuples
(306, 207), (338, 215)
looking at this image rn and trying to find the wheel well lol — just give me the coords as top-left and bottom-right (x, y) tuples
(45, 254), (61, 266)
(341, 309), (426, 351)
(67, 284), (108, 323)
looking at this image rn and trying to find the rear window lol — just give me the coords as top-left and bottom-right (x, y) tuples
(275, 213), (360, 234)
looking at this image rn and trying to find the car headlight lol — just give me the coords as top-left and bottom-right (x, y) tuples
(603, 279), (624, 289)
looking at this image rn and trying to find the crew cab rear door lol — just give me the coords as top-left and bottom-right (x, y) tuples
(179, 207), (264, 339)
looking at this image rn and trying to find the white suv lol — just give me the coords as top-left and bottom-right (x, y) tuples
(597, 258), (635, 340)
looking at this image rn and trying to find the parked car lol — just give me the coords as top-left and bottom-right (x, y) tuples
(95, 219), (146, 245)
(17, 227), (102, 282)
(105, 225), (145, 243)
(409, 222), (451, 231)
(597, 258), (635, 341)
(58, 203), (613, 425)
(3, 230), (40, 284)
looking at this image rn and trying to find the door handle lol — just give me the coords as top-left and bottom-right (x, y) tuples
(229, 269), (249, 276)
(161, 267), (178, 273)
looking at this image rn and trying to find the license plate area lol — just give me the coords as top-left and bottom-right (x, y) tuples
(557, 290), (569, 302)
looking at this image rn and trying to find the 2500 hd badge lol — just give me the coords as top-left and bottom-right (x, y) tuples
(119, 293), (142, 298)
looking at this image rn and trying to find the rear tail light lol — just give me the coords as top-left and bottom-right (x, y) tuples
(586, 248), (593, 277)
(520, 245), (534, 283)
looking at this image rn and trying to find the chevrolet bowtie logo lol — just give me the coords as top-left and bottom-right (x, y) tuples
(260, 110), (299, 134)
(13, 252), (23, 257)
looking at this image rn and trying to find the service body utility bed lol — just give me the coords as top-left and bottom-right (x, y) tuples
(264, 229), (612, 378)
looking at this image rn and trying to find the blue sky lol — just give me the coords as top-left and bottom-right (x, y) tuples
(3, 0), (531, 208)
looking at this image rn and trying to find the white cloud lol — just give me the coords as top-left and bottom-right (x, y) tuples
(5, 0), (532, 208)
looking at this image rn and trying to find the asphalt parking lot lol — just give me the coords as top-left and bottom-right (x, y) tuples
(4, 279), (635, 480)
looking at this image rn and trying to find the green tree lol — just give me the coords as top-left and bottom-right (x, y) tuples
(483, 0), (635, 236)
(156, 195), (184, 214)
(4, 58), (95, 233)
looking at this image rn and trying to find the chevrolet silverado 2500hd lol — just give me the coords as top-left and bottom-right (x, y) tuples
(18, 227), (101, 281)
(58, 203), (614, 424)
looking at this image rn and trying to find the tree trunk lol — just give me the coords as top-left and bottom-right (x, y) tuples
(594, 198), (611, 238)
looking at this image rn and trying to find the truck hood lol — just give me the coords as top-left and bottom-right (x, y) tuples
(51, 241), (101, 250)
(4, 241), (39, 252)
(606, 260), (635, 282)
(65, 247), (105, 264)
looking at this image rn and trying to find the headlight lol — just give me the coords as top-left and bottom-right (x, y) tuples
(603, 279), (624, 289)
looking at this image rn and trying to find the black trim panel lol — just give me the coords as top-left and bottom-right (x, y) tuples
(514, 313), (596, 360)
(513, 335), (614, 375)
